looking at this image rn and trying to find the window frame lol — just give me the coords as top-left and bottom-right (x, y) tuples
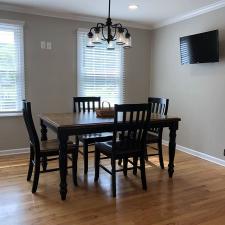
(77, 28), (125, 106)
(0, 19), (25, 117)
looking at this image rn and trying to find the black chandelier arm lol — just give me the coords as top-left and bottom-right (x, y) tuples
(112, 27), (117, 40)
(89, 27), (96, 33)
(96, 23), (105, 29)
(111, 23), (123, 29)
(89, 23), (105, 33)
(101, 28), (108, 41)
(123, 27), (129, 34)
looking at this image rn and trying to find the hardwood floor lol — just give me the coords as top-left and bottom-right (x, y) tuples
(0, 146), (225, 225)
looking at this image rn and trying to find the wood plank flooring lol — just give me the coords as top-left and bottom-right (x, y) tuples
(0, 146), (225, 225)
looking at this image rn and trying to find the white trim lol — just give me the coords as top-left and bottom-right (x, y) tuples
(77, 28), (89, 33)
(0, 18), (25, 25)
(1, 2), (225, 30)
(0, 112), (23, 117)
(0, 148), (29, 156)
(154, 0), (225, 29)
(162, 140), (225, 167)
(0, 3), (151, 30)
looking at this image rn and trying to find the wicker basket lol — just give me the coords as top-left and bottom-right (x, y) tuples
(96, 101), (114, 118)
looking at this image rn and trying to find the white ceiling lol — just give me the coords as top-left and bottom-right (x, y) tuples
(0, 0), (225, 29)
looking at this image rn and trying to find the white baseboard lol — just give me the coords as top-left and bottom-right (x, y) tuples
(1, 142), (225, 168)
(0, 148), (29, 156)
(162, 140), (225, 167)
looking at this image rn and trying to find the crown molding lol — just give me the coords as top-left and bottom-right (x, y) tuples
(153, 0), (225, 29)
(0, 3), (152, 30)
(1, 1), (225, 31)
(0, 18), (25, 25)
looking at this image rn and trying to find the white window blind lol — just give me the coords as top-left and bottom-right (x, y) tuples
(77, 29), (125, 105)
(0, 21), (25, 113)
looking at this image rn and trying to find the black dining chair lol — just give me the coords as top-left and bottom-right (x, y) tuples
(94, 103), (151, 197)
(23, 100), (78, 193)
(146, 97), (169, 169)
(73, 97), (113, 174)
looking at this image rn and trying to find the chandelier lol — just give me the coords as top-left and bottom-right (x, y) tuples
(87, 0), (132, 50)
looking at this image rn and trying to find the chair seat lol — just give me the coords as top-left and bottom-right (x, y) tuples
(40, 139), (75, 155)
(146, 133), (159, 144)
(96, 140), (143, 158)
(78, 132), (113, 143)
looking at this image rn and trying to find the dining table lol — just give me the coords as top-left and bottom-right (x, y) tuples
(39, 112), (181, 200)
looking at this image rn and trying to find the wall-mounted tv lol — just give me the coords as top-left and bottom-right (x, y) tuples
(180, 30), (219, 64)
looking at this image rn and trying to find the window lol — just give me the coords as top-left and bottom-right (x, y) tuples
(77, 29), (125, 105)
(0, 21), (25, 114)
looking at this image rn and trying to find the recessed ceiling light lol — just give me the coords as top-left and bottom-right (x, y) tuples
(128, 4), (139, 10)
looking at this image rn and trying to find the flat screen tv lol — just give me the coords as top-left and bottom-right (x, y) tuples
(180, 30), (219, 64)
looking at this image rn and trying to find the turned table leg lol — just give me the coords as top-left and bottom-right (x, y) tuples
(58, 131), (68, 200)
(168, 123), (178, 178)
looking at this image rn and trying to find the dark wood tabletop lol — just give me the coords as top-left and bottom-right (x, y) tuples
(40, 112), (181, 129)
(39, 112), (181, 200)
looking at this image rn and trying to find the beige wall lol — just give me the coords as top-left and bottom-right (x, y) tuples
(0, 10), (151, 151)
(150, 7), (225, 159)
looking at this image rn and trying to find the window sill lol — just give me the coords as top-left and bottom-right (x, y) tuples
(0, 112), (23, 117)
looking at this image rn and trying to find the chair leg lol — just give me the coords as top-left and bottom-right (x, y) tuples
(123, 157), (128, 176)
(94, 147), (100, 182)
(74, 136), (80, 177)
(111, 158), (116, 197)
(133, 156), (138, 175)
(32, 156), (40, 193)
(27, 145), (34, 181)
(145, 146), (149, 161)
(42, 156), (48, 172)
(140, 154), (147, 190)
(72, 147), (78, 186)
(75, 136), (79, 147)
(118, 159), (122, 166)
(83, 142), (89, 174)
(158, 141), (164, 169)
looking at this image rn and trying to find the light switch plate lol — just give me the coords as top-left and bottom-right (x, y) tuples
(46, 42), (52, 50)
(41, 41), (46, 49)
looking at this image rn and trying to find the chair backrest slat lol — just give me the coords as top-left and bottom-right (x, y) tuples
(92, 101), (95, 111)
(87, 101), (90, 112)
(148, 97), (169, 133)
(73, 97), (101, 113)
(82, 102), (85, 112)
(127, 111), (133, 137)
(112, 103), (151, 153)
(78, 102), (81, 112)
(22, 100), (40, 153)
(148, 97), (169, 115)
